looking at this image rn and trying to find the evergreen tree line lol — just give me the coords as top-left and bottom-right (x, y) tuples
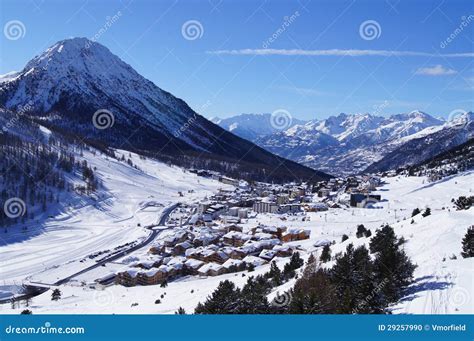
(192, 225), (416, 314)
(193, 253), (304, 314)
(0, 131), (98, 227)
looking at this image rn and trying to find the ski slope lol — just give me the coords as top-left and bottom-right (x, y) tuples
(0, 148), (229, 290)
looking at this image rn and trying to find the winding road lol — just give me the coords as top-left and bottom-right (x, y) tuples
(1, 203), (180, 304)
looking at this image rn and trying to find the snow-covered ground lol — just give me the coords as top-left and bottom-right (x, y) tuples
(0, 151), (472, 314)
(0, 148), (230, 295)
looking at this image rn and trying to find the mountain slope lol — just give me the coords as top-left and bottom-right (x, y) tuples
(0, 38), (329, 183)
(365, 113), (474, 173)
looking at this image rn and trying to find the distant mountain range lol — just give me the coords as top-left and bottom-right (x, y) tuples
(210, 113), (306, 142)
(0, 38), (329, 183)
(215, 111), (474, 176)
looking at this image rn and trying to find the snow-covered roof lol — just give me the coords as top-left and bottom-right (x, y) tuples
(222, 258), (244, 269)
(198, 262), (223, 273)
(242, 255), (267, 267)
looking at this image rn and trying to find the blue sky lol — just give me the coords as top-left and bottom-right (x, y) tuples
(1, 0), (473, 120)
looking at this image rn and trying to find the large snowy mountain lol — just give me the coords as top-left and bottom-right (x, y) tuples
(218, 110), (472, 176)
(0, 38), (328, 183)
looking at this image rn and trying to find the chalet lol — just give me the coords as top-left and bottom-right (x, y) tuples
(229, 248), (247, 259)
(272, 244), (293, 257)
(137, 268), (168, 286)
(222, 258), (245, 272)
(198, 262), (226, 276)
(116, 269), (139, 287)
(242, 255), (267, 267)
(259, 249), (277, 261)
(172, 241), (193, 255)
(223, 231), (252, 247)
(203, 250), (229, 264)
(184, 258), (205, 275)
(281, 228), (311, 242)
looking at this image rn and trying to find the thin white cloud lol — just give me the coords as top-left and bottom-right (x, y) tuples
(414, 64), (457, 76)
(207, 48), (474, 58)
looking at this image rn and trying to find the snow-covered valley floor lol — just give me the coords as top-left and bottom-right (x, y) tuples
(0, 149), (472, 314)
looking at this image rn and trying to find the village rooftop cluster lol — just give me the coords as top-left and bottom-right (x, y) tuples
(112, 171), (383, 287)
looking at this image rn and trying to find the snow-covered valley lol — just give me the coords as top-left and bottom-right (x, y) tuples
(1, 146), (472, 314)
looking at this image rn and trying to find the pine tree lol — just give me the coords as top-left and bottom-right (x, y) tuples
(194, 280), (241, 314)
(21, 309), (32, 314)
(175, 307), (186, 314)
(341, 234), (349, 242)
(461, 226), (474, 258)
(268, 261), (282, 286)
(371, 226), (416, 303)
(422, 207), (431, 217)
(237, 276), (271, 314)
(320, 244), (331, 263)
(51, 288), (61, 301)
(411, 208), (421, 217)
(330, 244), (385, 313)
(369, 225), (397, 254)
(356, 224), (367, 238)
(288, 261), (336, 314)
